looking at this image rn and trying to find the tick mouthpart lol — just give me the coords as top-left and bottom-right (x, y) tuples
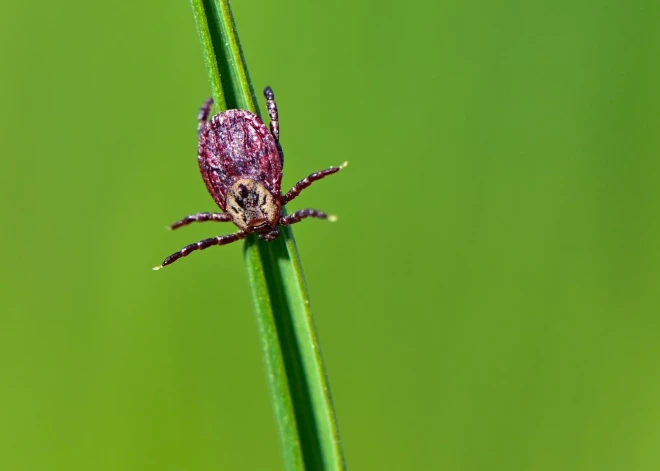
(258, 227), (280, 241)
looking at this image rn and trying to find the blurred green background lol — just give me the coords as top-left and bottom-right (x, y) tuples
(2, 0), (660, 469)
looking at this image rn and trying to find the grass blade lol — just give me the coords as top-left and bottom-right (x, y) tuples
(189, 1), (346, 470)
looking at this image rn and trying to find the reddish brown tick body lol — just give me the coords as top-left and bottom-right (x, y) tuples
(154, 87), (346, 269)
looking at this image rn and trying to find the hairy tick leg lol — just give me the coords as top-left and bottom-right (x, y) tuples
(168, 212), (231, 230)
(263, 86), (283, 165)
(198, 97), (214, 136)
(279, 209), (335, 226)
(281, 161), (348, 205)
(153, 231), (247, 270)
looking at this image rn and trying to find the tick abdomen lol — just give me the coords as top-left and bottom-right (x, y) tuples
(199, 110), (283, 211)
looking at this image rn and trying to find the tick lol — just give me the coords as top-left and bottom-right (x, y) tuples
(154, 86), (346, 270)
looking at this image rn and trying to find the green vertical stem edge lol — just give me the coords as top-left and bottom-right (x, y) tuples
(189, 1), (346, 470)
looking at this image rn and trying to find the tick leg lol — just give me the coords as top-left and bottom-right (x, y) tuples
(168, 212), (231, 230)
(281, 162), (347, 204)
(279, 209), (336, 226)
(264, 86), (284, 165)
(198, 97), (214, 136)
(153, 231), (247, 270)
(263, 87), (279, 141)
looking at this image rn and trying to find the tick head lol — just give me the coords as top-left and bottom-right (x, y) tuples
(259, 226), (280, 241)
(226, 178), (279, 232)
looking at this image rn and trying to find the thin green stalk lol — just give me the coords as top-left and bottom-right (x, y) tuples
(189, 1), (346, 470)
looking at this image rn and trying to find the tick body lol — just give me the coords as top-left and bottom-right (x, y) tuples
(154, 87), (346, 269)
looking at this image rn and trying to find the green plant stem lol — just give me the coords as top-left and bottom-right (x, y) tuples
(189, 1), (346, 470)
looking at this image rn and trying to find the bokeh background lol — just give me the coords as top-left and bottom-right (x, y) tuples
(2, 0), (660, 469)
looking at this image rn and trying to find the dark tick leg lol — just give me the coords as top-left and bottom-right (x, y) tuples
(198, 97), (214, 136)
(168, 212), (231, 230)
(154, 231), (247, 270)
(263, 86), (283, 165)
(279, 209), (336, 226)
(263, 87), (279, 141)
(281, 162), (347, 204)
